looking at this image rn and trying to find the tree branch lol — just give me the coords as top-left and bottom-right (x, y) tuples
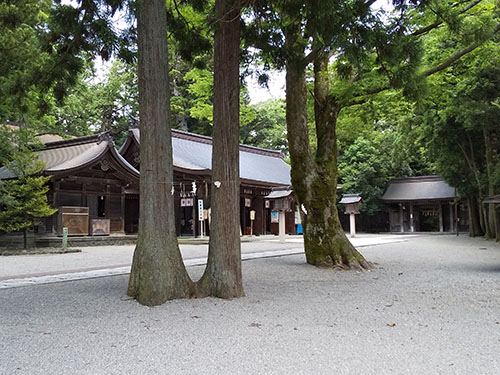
(346, 20), (500, 106)
(412, 0), (483, 37)
(421, 22), (500, 77)
(343, 83), (391, 107)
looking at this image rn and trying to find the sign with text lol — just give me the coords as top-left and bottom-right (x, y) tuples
(198, 199), (204, 221)
(181, 198), (194, 207)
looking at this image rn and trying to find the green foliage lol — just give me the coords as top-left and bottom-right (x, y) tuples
(184, 67), (214, 124)
(240, 100), (288, 156)
(0, 125), (14, 166)
(53, 60), (138, 143)
(0, 126), (57, 239)
(0, 175), (56, 233)
(338, 133), (413, 215)
(414, 20), (500, 199)
(0, 0), (136, 127)
(0, 0), (55, 127)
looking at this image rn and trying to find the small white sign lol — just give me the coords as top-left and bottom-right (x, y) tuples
(198, 199), (204, 221)
(181, 198), (194, 207)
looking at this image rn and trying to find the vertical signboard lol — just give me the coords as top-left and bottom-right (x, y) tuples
(198, 199), (204, 238)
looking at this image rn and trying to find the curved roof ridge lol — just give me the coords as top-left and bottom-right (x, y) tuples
(171, 129), (285, 159)
(43, 132), (110, 150)
(389, 175), (444, 183)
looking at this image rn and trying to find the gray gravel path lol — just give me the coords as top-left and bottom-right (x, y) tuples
(1, 234), (500, 374)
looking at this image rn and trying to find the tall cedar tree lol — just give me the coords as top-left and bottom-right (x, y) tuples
(127, 0), (193, 306)
(197, 0), (244, 298)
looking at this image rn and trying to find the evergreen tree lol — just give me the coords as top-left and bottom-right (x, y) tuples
(0, 126), (57, 248)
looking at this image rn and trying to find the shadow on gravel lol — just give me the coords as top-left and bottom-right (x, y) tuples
(463, 265), (500, 274)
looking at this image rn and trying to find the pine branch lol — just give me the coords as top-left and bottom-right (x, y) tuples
(346, 21), (500, 106)
(411, 0), (483, 37)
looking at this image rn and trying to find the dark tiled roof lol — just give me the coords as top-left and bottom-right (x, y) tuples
(125, 128), (291, 186)
(265, 188), (293, 199)
(381, 176), (455, 201)
(339, 194), (362, 204)
(0, 133), (139, 180)
(484, 195), (500, 203)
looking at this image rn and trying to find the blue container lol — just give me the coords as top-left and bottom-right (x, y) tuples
(297, 224), (303, 234)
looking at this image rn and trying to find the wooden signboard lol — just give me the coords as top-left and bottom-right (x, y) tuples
(58, 206), (89, 236)
(91, 219), (110, 236)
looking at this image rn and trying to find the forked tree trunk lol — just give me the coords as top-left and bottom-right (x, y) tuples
(127, 0), (193, 306)
(284, 37), (370, 270)
(196, 0), (244, 298)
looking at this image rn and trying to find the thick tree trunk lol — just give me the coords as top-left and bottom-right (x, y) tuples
(127, 0), (192, 306)
(467, 197), (484, 237)
(196, 0), (244, 299)
(284, 36), (370, 270)
(484, 128), (497, 238)
(23, 228), (27, 249)
(479, 198), (491, 238)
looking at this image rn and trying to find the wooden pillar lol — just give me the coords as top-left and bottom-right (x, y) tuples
(192, 198), (197, 237)
(105, 185), (110, 218)
(439, 202), (444, 232)
(449, 202), (454, 232)
(349, 213), (356, 238)
(399, 203), (404, 232)
(81, 183), (87, 207)
(53, 181), (60, 234)
(410, 203), (414, 233)
(121, 187), (126, 234)
(243, 199), (248, 235)
(279, 211), (286, 243)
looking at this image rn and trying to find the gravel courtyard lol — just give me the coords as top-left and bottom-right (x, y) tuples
(1, 234), (499, 375)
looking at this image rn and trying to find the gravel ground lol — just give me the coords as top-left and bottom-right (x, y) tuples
(1, 234), (500, 375)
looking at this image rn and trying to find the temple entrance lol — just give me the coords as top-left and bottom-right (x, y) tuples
(419, 210), (440, 231)
(180, 199), (194, 236)
(124, 196), (139, 234)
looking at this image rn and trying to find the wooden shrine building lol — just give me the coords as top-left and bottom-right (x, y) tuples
(0, 132), (140, 237)
(381, 176), (468, 233)
(119, 127), (294, 237)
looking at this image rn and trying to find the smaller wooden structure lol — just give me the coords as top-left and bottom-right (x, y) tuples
(264, 188), (296, 242)
(339, 194), (362, 237)
(381, 176), (467, 233)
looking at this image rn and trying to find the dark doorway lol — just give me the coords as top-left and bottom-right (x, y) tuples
(124, 196), (139, 234)
(98, 196), (106, 217)
(419, 211), (439, 231)
(180, 205), (194, 236)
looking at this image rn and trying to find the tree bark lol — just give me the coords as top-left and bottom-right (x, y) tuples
(467, 197), (483, 237)
(483, 128), (497, 238)
(284, 33), (370, 270)
(127, 0), (193, 306)
(23, 228), (27, 249)
(196, 0), (244, 298)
